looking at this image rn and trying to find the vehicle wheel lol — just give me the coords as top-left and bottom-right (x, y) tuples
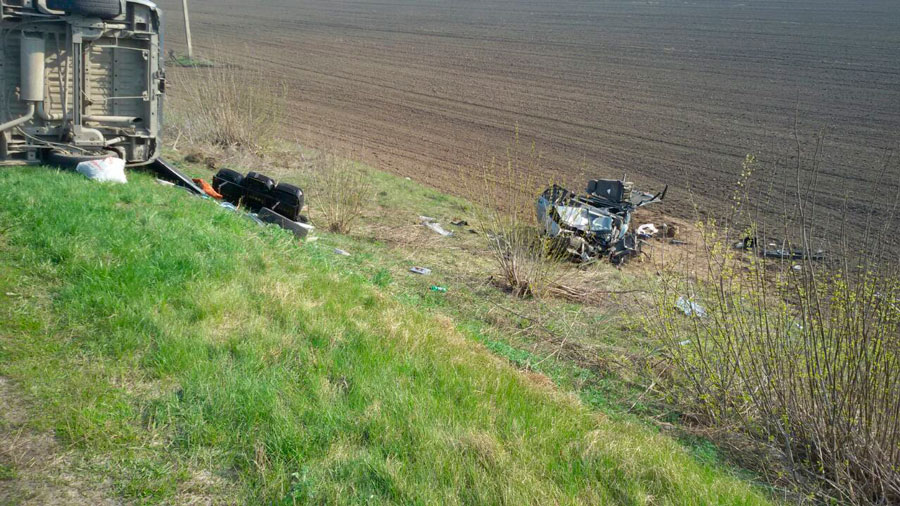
(46, 0), (121, 18)
(45, 150), (113, 170)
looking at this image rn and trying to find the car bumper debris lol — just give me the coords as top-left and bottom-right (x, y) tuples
(536, 178), (667, 264)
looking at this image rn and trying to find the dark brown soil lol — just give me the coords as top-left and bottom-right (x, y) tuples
(159, 0), (900, 237)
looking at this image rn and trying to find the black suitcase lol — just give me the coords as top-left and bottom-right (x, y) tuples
(271, 182), (304, 221)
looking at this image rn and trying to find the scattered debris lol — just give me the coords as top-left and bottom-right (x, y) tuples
(420, 216), (454, 237)
(155, 179), (176, 187)
(306, 236), (320, 243)
(536, 178), (667, 264)
(192, 178), (223, 199)
(334, 248), (351, 256)
(430, 286), (448, 293)
(76, 157), (127, 184)
(149, 158), (206, 195)
(636, 223), (659, 238)
(450, 219), (469, 227)
(764, 244), (825, 261)
(425, 221), (453, 237)
(257, 207), (314, 239)
(410, 267), (432, 275)
(735, 237), (825, 261)
(676, 296), (707, 318)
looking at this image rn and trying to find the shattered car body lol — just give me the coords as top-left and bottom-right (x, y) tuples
(0, 0), (165, 166)
(536, 179), (666, 264)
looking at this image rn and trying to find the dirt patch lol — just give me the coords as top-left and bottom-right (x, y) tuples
(0, 377), (122, 506)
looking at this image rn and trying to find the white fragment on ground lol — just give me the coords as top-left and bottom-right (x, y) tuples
(676, 296), (707, 318)
(420, 216), (453, 237)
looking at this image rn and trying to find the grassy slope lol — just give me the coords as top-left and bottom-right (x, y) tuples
(0, 167), (769, 504)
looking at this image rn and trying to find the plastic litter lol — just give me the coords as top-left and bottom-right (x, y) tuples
(76, 157), (127, 184)
(450, 219), (469, 227)
(334, 248), (351, 256)
(636, 223), (659, 238)
(676, 297), (707, 318)
(430, 286), (448, 293)
(410, 267), (432, 275)
(425, 221), (453, 237)
(421, 216), (453, 237)
(155, 178), (175, 187)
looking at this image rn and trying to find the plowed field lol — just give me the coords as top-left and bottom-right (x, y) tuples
(159, 0), (900, 232)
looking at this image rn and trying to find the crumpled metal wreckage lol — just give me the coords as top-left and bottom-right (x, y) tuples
(536, 178), (667, 264)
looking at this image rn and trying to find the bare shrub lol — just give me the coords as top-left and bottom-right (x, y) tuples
(308, 151), (373, 234)
(648, 148), (900, 503)
(470, 135), (565, 298)
(166, 62), (284, 154)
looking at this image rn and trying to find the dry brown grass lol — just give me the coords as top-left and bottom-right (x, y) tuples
(166, 61), (285, 155)
(307, 151), (374, 234)
(468, 136), (567, 299)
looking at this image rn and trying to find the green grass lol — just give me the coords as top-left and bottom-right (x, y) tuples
(0, 463), (16, 480)
(0, 166), (771, 504)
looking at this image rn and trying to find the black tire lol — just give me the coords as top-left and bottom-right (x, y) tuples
(45, 150), (113, 170)
(46, 0), (121, 19)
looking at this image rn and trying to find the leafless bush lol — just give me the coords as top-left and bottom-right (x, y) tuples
(166, 62), (285, 154)
(308, 151), (373, 234)
(470, 134), (566, 298)
(649, 147), (900, 504)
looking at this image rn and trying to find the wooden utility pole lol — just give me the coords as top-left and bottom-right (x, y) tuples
(182, 0), (194, 60)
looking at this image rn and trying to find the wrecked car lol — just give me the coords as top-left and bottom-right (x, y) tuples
(0, 0), (164, 167)
(536, 178), (666, 264)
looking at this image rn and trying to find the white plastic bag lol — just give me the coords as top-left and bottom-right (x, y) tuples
(76, 157), (127, 184)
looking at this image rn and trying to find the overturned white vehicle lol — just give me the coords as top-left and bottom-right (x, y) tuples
(0, 0), (164, 167)
(536, 179), (666, 264)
